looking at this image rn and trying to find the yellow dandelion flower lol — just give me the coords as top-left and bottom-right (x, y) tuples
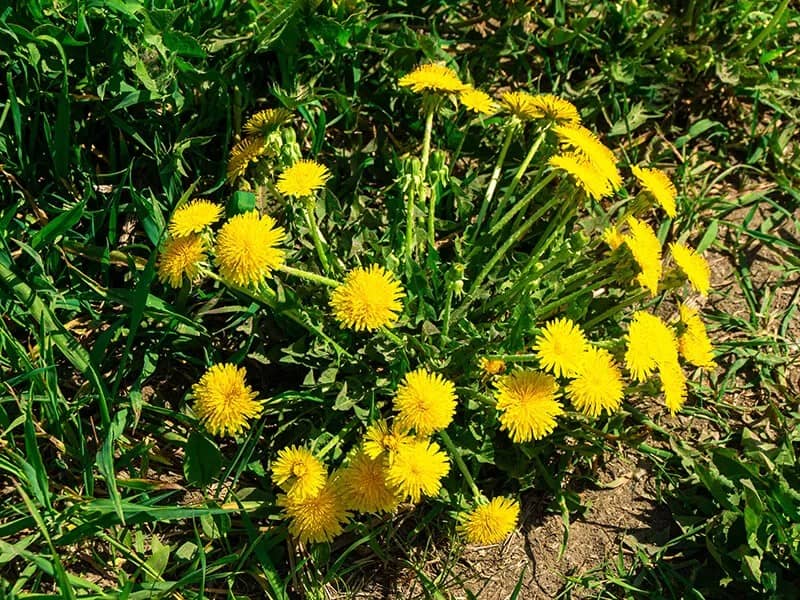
(157, 234), (206, 288)
(192, 363), (261, 437)
(533, 317), (589, 378)
(670, 242), (711, 296)
(340, 449), (401, 513)
(479, 357), (507, 376)
(624, 217), (662, 296)
(527, 94), (581, 124)
(678, 304), (717, 370)
(271, 446), (326, 500)
(459, 497), (520, 545)
(494, 370), (563, 442)
(278, 476), (351, 544)
(566, 347), (624, 417)
(549, 153), (613, 200)
(276, 159), (331, 197)
(363, 419), (414, 463)
(394, 369), (457, 436)
(459, 86), (497, 115)
(659, 360), (687, 413)
(215, 211), (285, 287)
(398, 63), (466, 94)
(168, 199), (223, 238)
(631, 165), (677, 218)
(227, 137), (265, 181)
(243, 108), (293, 137)
(602, 225), (626, 250)
(553, 124), (622, 191)
(386, 439), (449, 503)
(329, 265), (404, 331)
(625, 311), (680, 382)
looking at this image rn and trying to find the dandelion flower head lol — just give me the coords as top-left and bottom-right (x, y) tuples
(215, 211), (286, 287)
(192, 363), (261, 437)
(659, 360), (687, 413)
(363, 419), (414, 462)
(339, 449), (401, 514)
(398, 63), (466, 94)
(394, 369), (457, 436)
(386, 439), (449, 503)
(631, 165), (677, 218)
(625, 217), (662, 296)
(566, 347), (624, 417)
(549, 153), (612, 200)
(227, 137), (265, 181)
(278, 476), (351, 544)
(168, 200), (223, 238)
(602, 225), (626, 250)
(243, 108), (293, 136)
(276, 159), (331, 197)
(533, 317), (589, 378)
(459, 86), (498, 115)
(272, 446), (327, 500)
(494, 370), (563, 442)
(459, 497), (520, 545)
(625, 311), (679, 382)
(479, 357), (507, 376)
(157, 234), (206, 288)
(678, 304), (717, 369)
(554, 124), (622, 191)
(527, 94), (580, 124)
(670, 242), (711, 296)
(330, 265), (404, 331)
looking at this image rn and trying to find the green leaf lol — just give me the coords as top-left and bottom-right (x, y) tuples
(183, 431), (222, 488)
(163, 30), (205, 58)
(228, 191), (256, 216)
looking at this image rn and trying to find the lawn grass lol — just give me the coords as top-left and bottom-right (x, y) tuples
(1, 1), (799, 598)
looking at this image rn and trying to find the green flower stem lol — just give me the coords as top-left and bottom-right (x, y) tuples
(493, 126), (549, 220)
(404, 184), (416, 266)
(739, 0), (790, 57)
(441, 285), (454, 343)
(420, 100), (437, 249)
(535, 274), (618, 321)
(488, 171), (557, 236)
(439, 430), (483, 501)
(303, 199), (331, 274)
(464, 193), (561, 304)
(483, 353), (540, 362)
(278, 265), (340, 288)
(582, 290), (649, 330)
(472, 122), (516, 239)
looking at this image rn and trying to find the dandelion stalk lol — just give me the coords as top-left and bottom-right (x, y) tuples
(473, 121), (516, 239)
(488, 171), (557, 236)
(303, 197), (331, 274)
(439, 430), (483, 501)
(535, 274), (618, 321)
(420, 97), (437, 249)
(493, 126), (549, 220)
(404, 184), (418, 266)
(278, 265), (340, 288)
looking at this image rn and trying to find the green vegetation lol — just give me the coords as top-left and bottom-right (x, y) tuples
(1, 1), (798, 598)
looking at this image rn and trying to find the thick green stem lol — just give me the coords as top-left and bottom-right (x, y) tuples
(493, 127), (549, 220)
(404, 185), (417, 266)
(489, 171), (557, 236)
(304, 200), (330, 274)
(439, 430), (483, 501)
(582, 291), (649, 330)
(278, 265), (340, 288)
(483, 353), (540, 362)
(420, 103), (436, 249)
(472, 123), (516, 238)
(535, 274), (618, 320)
(441, 286), (454, 344)
(740, 0), (790, 56)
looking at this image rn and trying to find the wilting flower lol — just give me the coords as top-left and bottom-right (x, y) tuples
(398, 63), (466, 94)
(385, 439), (449, 503)
(243, 108), (293, 136)
(533, 317), (589, 378)
(168, 200), (223, 238)
(631, 165), (677, 218)
(330, 265), (404, 331)
(459, 86), (497, 115)
(278, 476), (351, 544)
(215, 211), (285, 286)
(394, 369), (457, 435)
(363, 420), (414, 463)
(157, 234), (206, 288)
(549, 153), (613, 200)
(271, 446), (326, 500)
(494, 370), (563, 442)
(670, 242), (711, 296)
(625, 311), (680, 382)
(678, 304), (717, 369)
(227, 137), (265, 181)
(625, 217), (662, 296)
(276, 159), (331, 197)
(459, 497), (520, 545)
(553, 124), (622, 191)
(566, 347), (624, 417)
(192, 363), (261, 436)
(339, 449), (401, 514)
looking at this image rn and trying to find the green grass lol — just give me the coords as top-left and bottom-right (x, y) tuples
(2, 1), (799, 598)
